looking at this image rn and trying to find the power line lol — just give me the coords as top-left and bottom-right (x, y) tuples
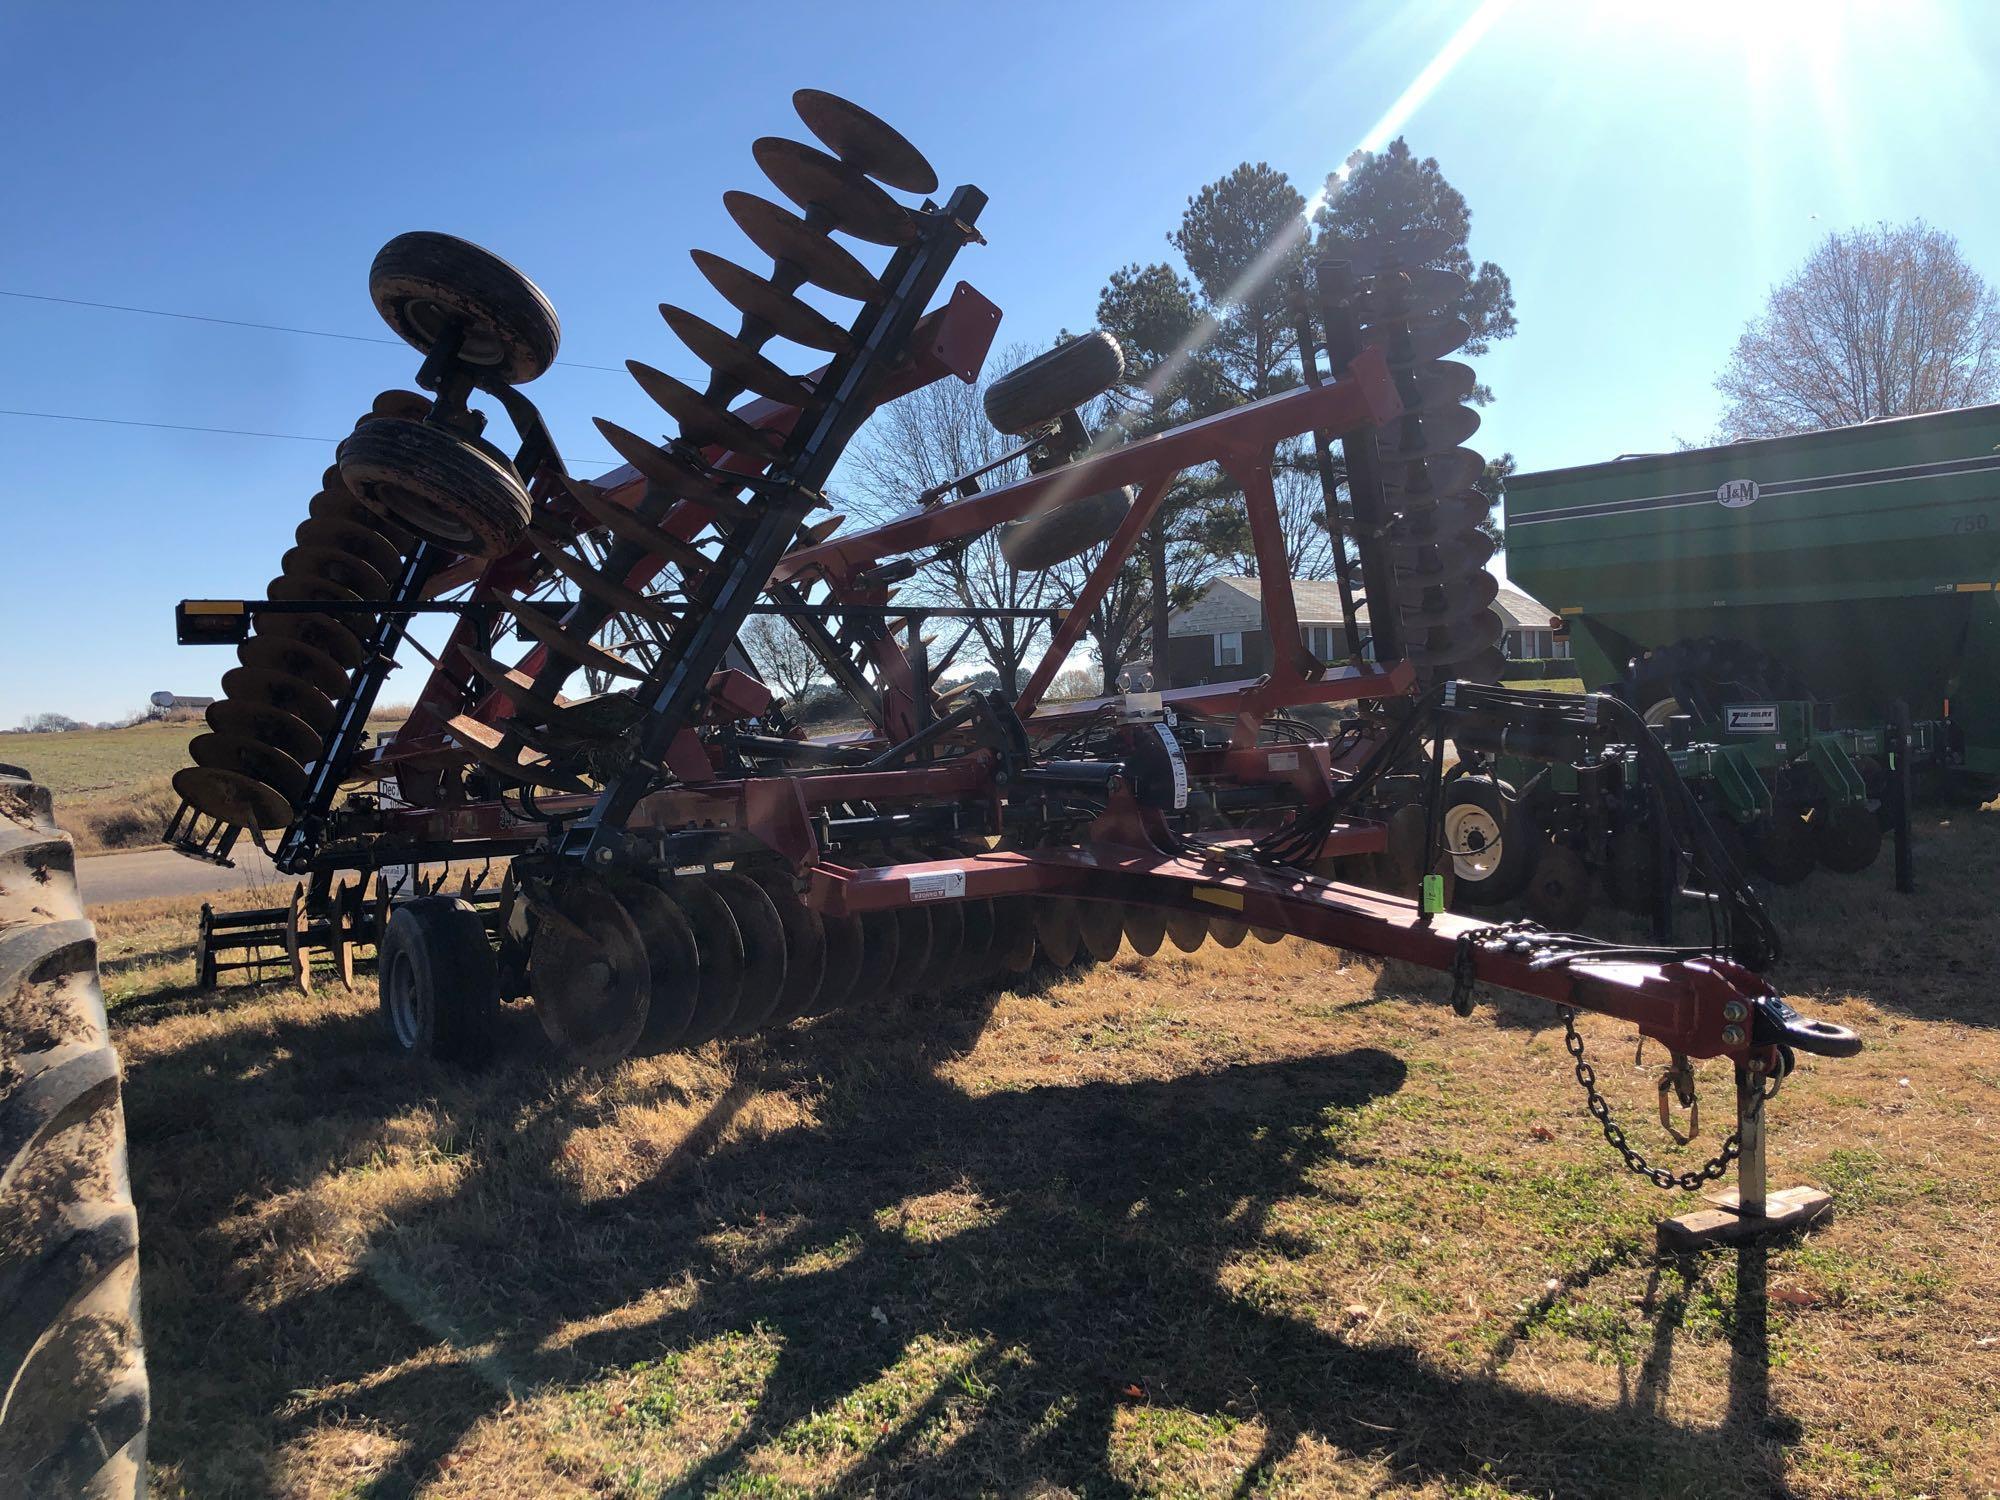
(0, 288), (627, 373)
(0, 406), (624, 468)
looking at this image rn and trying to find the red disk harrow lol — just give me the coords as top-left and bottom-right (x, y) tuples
(165, 90), (1855, 1224)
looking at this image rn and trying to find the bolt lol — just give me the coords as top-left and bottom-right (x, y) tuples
(1723, 1000), (1747, 1022)
(594, 848), (615, 865)
(1721, 1024), (1745, 1046)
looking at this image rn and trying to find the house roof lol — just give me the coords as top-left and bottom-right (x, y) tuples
(1168, 575), (1557, 635)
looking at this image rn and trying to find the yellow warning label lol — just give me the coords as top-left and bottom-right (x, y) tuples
(1193, 886), (1245, 911)
(1954, 582), (1996, 593)
(1558, 606), (1584, 616)
(183, 600), (246, 615)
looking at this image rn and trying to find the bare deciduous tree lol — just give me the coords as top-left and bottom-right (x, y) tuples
(739, 614), (822, 705)
(844, 347), (1053, 697)
(1716, 220), (2000, 440)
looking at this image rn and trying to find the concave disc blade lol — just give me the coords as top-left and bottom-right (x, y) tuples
(589, 419), (749, 516)
(172, 764), (291, 830)
(1381, 446), (1485, 505)
(810, 912), (864, 1016)
(237, 632), (350, 700)
(752, 136), (916, 246)
(1035, 898), (1081, 967)
(1123, 904), (1166, 957)
(188, 731), (308, 804)
(707, 872), (788, 1034)
(1384, 401), (1480, 457)
(990, 896), (1038, 975)
(793, 89), (938, 194)
(849, 909), (901, 1005)
(220, 666), (336, 735)
(616, 881), (702, 1055)
(1354, 266), (1468, 319)
(660, 304), (815, 407)
(668, 876), (747, 1044)
(741, 866), (826, 1025)
(884, 904), (932, 998)
(1078, 901), (1124, 962)
(1165, 909), (1210, 953)
(627, 358), (783, 461)
(251, 610), (363, 672)
(690, 250), (854, 354)
(724, 190), (880, 301)
(310, 486), (416, 551)
(294, 515), (405, 582)
(530, 879), (650, 1066)
(281, 543), (389, 600)
(204, 698), (322, 766)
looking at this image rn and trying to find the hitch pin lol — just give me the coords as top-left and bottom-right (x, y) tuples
(1657, 1052), (1699, 1145)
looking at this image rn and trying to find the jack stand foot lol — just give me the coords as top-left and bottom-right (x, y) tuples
(1656, 1185), (1832, 1253)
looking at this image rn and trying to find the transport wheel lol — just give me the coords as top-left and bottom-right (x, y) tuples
(983, 332), (1126, 435)
(336, 417), (533, 559)
(369, 231), (561, 384)
(0, 770), (149, 1499)
(1814, 802), (1883, 875)
(1525, 843), (1593, 930)
(998, 486), (1136, 570)
(1441, 775), (1531, 905)
(377, 896), (500, 1063)
(1746, 810), (1815, 885)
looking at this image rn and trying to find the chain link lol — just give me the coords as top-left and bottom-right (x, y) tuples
(1561, 1010), (1750, 1191)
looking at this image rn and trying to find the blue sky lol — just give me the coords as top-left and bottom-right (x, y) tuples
(3, 0), (1995, 722)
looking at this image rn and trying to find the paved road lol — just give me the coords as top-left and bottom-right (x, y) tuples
(77, 845), (282, 907)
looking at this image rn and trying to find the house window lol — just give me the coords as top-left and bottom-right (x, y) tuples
(1215, 631), (1243, 667)
(1553, 634), (1572, 660)
(1306, 625), (1340, 662)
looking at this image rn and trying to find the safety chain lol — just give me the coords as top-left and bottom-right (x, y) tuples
(1560, 1009), (1758, 1192)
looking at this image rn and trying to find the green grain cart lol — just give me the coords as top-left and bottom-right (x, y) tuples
(1506, 403), (2000, 784)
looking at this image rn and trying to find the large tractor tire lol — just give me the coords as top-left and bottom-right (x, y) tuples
(0, 769), (148, 1498)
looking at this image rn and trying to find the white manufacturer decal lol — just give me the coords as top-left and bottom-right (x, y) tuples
(907, 870), (966, 902)
(1716, 478), (1760, 509)
(1723, 704), (1779, 733)
(1268, 751), (1300, 771)
(1155, 722), (1189, 809)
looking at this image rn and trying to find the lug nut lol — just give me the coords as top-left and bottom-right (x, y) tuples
(1721, 1024), (1745, 1046)
(1723, 1000), (1747, 1022)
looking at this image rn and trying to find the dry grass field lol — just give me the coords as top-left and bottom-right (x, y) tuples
(89, 805), (2000, 1500)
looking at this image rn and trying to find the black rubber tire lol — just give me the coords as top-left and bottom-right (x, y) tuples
(337, 417), (532, 560)
(1442, 775), (1532, 906)
(369, 231), (560, 384)
(1814, 801), (1883, 875)
(377, 896), (500, 1064)
(0, 771), (148, 1498)
(1623, 637), (1814, 727)
(999, 486), (1136, 571)
(983, 332), (1126, 435)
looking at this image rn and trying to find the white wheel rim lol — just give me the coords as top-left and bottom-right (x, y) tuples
(386, 949), (421, 1049)
(1643, 697), (1682, 729)
(1444, 802), (1506, 882)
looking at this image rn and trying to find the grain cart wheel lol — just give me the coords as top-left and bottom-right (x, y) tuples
(336, 417), (533, 559)
(1442, 775), (1532, 906)
(377, 896), (500, 1063)
(1814, 801), (1883, 875)
(983, 332), (1126, 436)
(998, 486), (1136, 571)
(369, 231), (561, 385)
(0, 771), (148, 1499)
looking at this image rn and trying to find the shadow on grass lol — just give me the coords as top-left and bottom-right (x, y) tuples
(121, 970), (1800, 1499)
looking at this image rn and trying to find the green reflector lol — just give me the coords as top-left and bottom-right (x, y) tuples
(1421, 873), (1444, 914)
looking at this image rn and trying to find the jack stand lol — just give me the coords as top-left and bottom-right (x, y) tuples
(1657, 1064), (1832, 1252)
